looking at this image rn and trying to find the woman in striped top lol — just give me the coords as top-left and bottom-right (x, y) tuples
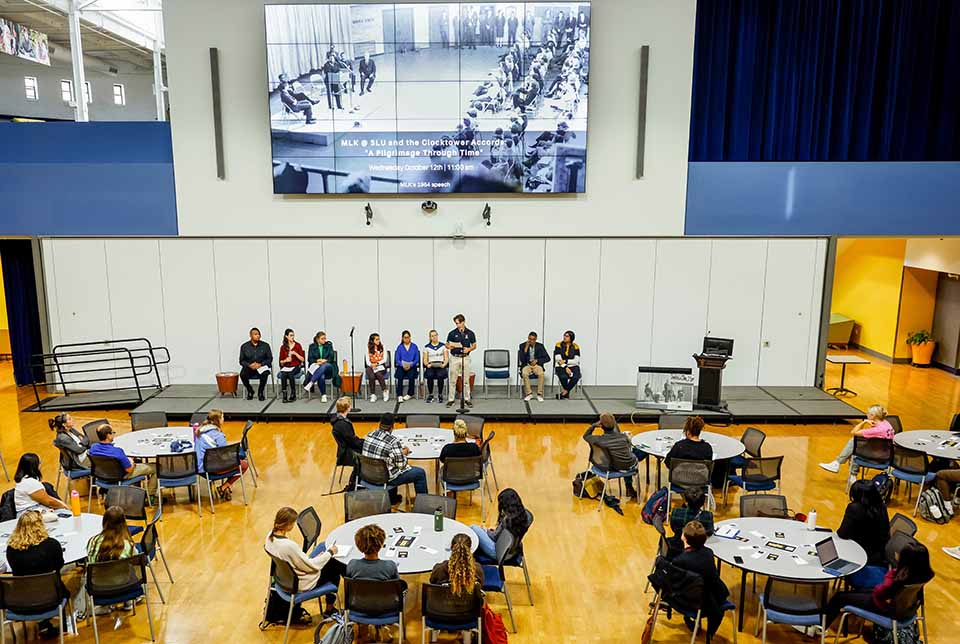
(422, 329), (449, 404)
(365, 333), (389, 402)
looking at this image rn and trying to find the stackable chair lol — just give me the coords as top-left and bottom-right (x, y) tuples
(483, 349), (512, 397)
(421, 583), (483, 644)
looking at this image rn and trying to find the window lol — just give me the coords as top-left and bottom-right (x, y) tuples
(112, 83), (125, 106)
(83, 81), (92, 104)
(60, 79), (74, 103)
(24, 76), (38, 101)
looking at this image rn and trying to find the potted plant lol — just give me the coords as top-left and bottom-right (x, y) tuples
(906, 330), (936, 367)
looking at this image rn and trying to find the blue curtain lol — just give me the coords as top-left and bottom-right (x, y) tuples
(689, 0), (960, 161)
(0, 240), (44, 386)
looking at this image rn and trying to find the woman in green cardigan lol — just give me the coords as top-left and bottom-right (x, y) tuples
(303, 331), (340, 401)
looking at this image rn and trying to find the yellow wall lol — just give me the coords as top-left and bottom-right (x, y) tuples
(894, 266), (938, 359)
(831, 238), (907, 358)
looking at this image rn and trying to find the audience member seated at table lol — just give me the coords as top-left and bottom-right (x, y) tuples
(50, 412), (90, 470)
(346, 523), (400, 581)
(87, 506), (139, 613)
(365, 333), (389, 403)
(278, 328), (305, 403)
(838, 479), (890, 569)
(394, 330), (420, 403)
(13, 453), (69, 516)
(673, 521), (730, 639)
(519, 331), (551, 402)
(195, 409), (248, 501)
(664, 416), (713, 468)
(7, 510), (85, 634)
(553, 330), (581, 400)
(934, 459), (960, 503)
(582, 412), (641, 499)
(264, 506), (344, 617)
(239, 327), (273, 401)
(819, 404), (894, 481)
(430, 533), (483, 599)
(90, 423), (156, 490)
(669, 488), (714, 553)
(440, 420), (482, 463)
(422, 330), (449, 404)
(332, 396), (363, 489)
(304, 331), (338, 402)
(470, 488), (530, 561)
(825, 541), (934, 637)
(362, 412), (428, 504)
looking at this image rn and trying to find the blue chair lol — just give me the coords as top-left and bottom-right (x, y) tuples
(138, 518), (174, 604)
(355, 455), (412, 500)
(104, 485), (151, 537)
(890, 445), (935, 516)
(479, 509), (535, 605)
(240, 420), (259, 487)
(756, 579), (826, 644)
(344, 578), (406, 642)
(850, 437), (893, 487)
(421, 582), (483, 644)
(578, 443), (639, 513)
(0, 572), (69, 644)
(268, 553), (339, 644)
(723, 456), (783, 506)
(648, 557), (738, 643)
(441, 455), (485, 521)
(729, 427), (766, 471)
(480, 529), (518, 633)
(88, 454), (147, 512)
(156, 452), (203, 516)
(199, 442), (248, 513)
(85, 553), (155, 643)
(835, 583), (927, 644)
(54, 446), (91, 498)
(483, 349), (512, 397)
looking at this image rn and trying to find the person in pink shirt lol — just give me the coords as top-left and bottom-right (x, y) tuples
(820, 405), (894, 479)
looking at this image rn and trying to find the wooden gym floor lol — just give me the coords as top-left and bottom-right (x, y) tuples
(2, 350), (959, 643)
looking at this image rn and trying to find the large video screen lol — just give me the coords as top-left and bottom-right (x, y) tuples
(265, 3), (591, 194)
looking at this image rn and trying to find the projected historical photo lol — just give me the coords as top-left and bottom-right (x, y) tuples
(266, 2), (591, 194)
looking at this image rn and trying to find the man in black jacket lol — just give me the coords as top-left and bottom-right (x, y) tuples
(583, 412), (643, 498)
(331, 396), (364, 489)
(358, 53), (376, 95)
(518, 332), (550, 401)
(277, 73), (318, 124)
(239, 328), (273, 401)
(673, 521), (729, 638)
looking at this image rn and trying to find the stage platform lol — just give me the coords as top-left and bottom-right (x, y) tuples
(96, 383), (865, 425)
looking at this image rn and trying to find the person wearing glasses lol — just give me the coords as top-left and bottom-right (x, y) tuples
(89, 424), (156, 489)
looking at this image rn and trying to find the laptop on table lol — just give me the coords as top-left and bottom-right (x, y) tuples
(816, 536), (860, 576)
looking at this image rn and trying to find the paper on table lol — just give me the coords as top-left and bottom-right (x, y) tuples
(749, 530), (766, 538)
(333, 544), (352, 558)
(383, 547), (397, 558)
(257, 365), (270, 374)
(715, 524), (740, 539)
(419, 545), (439, 555)
(792, 555), (809, 566)
(307, 363), (320, 375)
(750, 551), (765, 560)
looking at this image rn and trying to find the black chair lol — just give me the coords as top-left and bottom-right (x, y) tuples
(516, 349), (552, 397)
(851, 437), (893, 486)
(104, 485), (150, 536)
(344, 489), (391, 521)
(723, 456), (784, 505)
(421, 582), (483, 643)
(890, 445), (934, 516)
(329, 431), (358, 493)
(343, 578), (406, 642)
(200, 443), (248, 512)
(405, 414), (440, 428)
(189, 412), (207, 425)
(756, 578), (826, 644)
(83, 419), (108, 445)
(836, 582), (928, 644)
(85, 553), (155, 643)
(130, 411), (167, 431)
(456, 414), (485, 441)
(579, 442), (639, 513)
(155, 452), (202, 516)
(0, 572), (69, 644)
(648, 556), (738, 644)
(498, 509), (534, 605)
(483, 348), (512, 397)
(480, 529), (518, 632)
(740, 427), (766, 458)
(667, 458), (713, 510)
(658, 414), (689, 430)
(950, 413), (960, 433)
(297, 505), (322, 553)
(412, 493), (457, 519)
(889, 513), (918, 539)
(267, 554), (338, 644)
(54, 445), (91, 498)
(357, 455), (391, 490)
(88, 454), (148, 512)
(887, 415), (904, 434)
(885, 532), (921, 568)
(139, 518), (174, 604)
(740, 493), (788, 518)
(240, 420), (259, 485)
(644, 514), (670, 593)
(441, 455), (485, 520)
(480, 430), (499, 495)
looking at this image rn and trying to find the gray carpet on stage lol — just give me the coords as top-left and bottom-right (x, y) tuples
(782, 399), (864, 417)
(762, 386), (837, 401)
(197, 396), (272, 416)
(154, 385), (220, 399)
(126, 396), (210, 415)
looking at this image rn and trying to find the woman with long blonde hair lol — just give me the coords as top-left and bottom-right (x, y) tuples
(429, 533), (482, 597)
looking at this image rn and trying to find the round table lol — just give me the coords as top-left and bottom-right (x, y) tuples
(631, 430), (745, 460)
(325, 512), (478, 575)
(114, 426), (194, 458)
(894, 430), (960, 461)
(707, 517), (868, 631)
(393, 428), (453, 491)
(0, 513), (103, 565)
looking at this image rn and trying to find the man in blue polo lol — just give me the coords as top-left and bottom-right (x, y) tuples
(445, 313), (477, 408)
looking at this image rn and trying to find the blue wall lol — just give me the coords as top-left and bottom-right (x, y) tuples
(0, 122), (178, 236)
(685, 162), (960, 236)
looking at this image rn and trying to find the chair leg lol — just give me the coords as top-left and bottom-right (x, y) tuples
(156, 481), (163, 518)
(90, 593), (100, 644)
(248, 450), (259, 480)
(913, 480), (925, 517)
(421, 617), (426, 644)
(521, 559), (533, 604)
(206, 478), (216, 514)
(754, 602), (762, 637)
(329, 465), (339, 493)
(820, 616), (826, 644)
(56, 468), (62, 496)
(147, 562), (166, 604)
(834, 613), (848, 644)
(87, 484), (97, 513)
(239, 468), (248, 505)
(195, 482), (202, 517)
(597, 476), (609, 512)
(690, 609), (701, 644)
(158, 543), (174, 583)
(143, 585), (155, 642)
(283, 590), (294, 644)
(481, 476), (486, 522)
(502, 585), (516, 633)
(488, 460), (499, 491)
(58, 604), (64, 644)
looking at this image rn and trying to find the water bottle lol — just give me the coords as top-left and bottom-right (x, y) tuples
(70, 490), (81, 517)
(434, 508), (444, 532)
(807, 508), (817, 530)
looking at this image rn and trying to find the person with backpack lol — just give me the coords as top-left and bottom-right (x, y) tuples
(668, 488), (714, 556)
(672, 521), (729, 639)
(819, 404), (894, 486)
(824, 542), (934, 636)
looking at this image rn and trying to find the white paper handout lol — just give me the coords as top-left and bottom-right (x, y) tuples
(307, 363), (320, 375)
(715, 524), (740, 539)
(257, 365), (270, 374)
(280, 366), (295, 373)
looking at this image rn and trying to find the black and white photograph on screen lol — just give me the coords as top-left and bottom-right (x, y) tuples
(636, 371), (695, 412)
(266, 2), (590, 194)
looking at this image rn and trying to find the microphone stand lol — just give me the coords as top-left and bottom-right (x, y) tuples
(456, 344), (469, 415)
(349, 326), (361, 412)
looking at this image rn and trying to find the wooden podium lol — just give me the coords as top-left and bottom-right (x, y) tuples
(692, 353), (731, 411)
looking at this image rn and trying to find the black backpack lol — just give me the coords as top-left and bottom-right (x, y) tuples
(871, 472), (894, 505)
(647, 556), (704, 615)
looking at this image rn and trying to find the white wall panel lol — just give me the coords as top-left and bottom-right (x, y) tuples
(596, 240), (657, 385)
(267, 239), (325, 353)
(378, 240), (435, 350)
(322, 239), (379, 372)
(706, 240), (767, 386)
(213, 240), (272, 372)
(40, 239), (62, 350)
(758, 239), (822, 385)
(159, 239), (220, 385)
(105, 239), (168, 386)
(434, 239), (489, 381)
(651, 239), (711, 368)
(489, 240), (545, 360)
(544, 240), (601, 385)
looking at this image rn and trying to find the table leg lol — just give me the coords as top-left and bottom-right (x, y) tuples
(826, 362), (858, 397)
(738, 568), (747, 632)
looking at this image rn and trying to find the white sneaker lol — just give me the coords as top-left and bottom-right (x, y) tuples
(943, 546), (960, 561)
(537, 395), (544, 402)
(321, 394), (328, 403)
(383, 392), (389, 402)
(523, 394), (533, 401)
(819, 461), (840, 474)
(370, 394), (377, 403)
(404, 395), (411, 401)
(304, 383), (313, 393)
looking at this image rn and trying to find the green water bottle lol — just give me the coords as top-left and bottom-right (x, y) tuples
(434, 508), (443, 532)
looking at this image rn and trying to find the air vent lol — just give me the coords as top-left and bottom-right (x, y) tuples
(108, 66), (119, 75)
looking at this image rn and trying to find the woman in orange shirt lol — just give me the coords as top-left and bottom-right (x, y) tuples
(365, 333), (389, 402)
